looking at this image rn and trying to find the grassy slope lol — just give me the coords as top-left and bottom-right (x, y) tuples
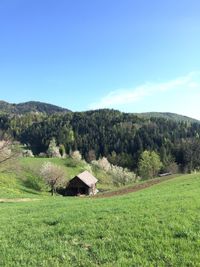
(0, 157), (114, 198)
(0, 173), (200, 266)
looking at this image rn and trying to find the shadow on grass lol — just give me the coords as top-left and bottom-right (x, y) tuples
(21, 188), (41, 195)
(22, 178), (41, 191)
(43, 219), (60, 226)
(19, 173), (44, 195)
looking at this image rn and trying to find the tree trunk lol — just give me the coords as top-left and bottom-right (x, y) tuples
(51, 187), (54, 196)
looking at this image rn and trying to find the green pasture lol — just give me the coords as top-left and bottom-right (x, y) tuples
(1, 173), (200, 266)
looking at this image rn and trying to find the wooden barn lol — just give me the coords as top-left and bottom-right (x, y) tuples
(65, 171), (98, 196)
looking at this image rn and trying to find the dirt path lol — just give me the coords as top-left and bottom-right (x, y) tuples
(95, 175), (176, 198)
(0, 198), (39, 203)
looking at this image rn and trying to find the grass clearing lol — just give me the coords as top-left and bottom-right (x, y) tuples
(1, 173), (200, 266)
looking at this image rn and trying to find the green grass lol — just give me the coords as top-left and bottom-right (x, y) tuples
(1, 173), (200, 266)
(20, 157), (115, 189)
(20, 157), (89, 179)
(0, 171), (44, 199)
(0, 157), (116, 198)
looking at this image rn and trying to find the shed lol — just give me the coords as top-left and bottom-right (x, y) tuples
(65, 171), (98, 196)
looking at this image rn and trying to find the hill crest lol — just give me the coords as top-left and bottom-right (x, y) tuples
(0, 100), (71, 115)
(135, 111), (199, 123)
(0, 100), (199, 123)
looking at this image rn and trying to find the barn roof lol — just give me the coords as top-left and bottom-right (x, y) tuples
(76, 171), (98, 187)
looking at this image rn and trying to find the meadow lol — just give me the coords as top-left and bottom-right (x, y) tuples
(1, 173), (200, 266)
(0, 157), (114, 199)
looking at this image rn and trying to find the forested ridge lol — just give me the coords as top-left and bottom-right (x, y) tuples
(0, 100), (70, 115)
(1, 106), (200, 173)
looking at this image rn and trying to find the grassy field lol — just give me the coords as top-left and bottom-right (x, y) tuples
(1, 173), (200, 266)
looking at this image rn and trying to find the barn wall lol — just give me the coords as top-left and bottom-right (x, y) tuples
(65, 177), (90, 196)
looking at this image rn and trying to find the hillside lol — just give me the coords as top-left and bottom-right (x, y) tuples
(0, 155), (176, 199)
(0, 100), (71, 115)
(136, 111), (199, 123)
(0, 157), (116, 198)
(0, 173), (200, 266)
(1, 107), (200, 173)
(0, 100), (199, 124)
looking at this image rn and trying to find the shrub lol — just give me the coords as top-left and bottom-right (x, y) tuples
(138, 150), (162, 179)
(70, 150), (82, 161)
(23, 149), (34, 158)
(110, 165), (137, 187)
(47, 138), (61, 158)
(91, 157), (112, 172)
(92, 157), (136, 186)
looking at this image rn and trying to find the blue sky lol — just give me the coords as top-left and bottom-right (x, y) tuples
(0, 0), (200, 119)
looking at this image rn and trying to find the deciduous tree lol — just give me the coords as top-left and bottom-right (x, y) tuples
(40, 162), (66, 196)
(0, 140), (21, 170)
(138, 150), (162, 179)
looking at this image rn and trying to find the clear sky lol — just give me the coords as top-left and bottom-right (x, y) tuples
(0, 0), (200, 119)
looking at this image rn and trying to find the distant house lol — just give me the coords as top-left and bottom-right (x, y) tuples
(65, 171), (98, 196)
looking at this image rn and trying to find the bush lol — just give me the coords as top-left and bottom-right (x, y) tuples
(70, 150), (82, 161)
(91, 157), (112, 172)
(92, 157), (137, 186)
(110, 165), (137, 187)
(138, 150), (162, 179)
(23, 149), (34, 158)
(47, 138), (61, 158)
(162, 161), (179, 174)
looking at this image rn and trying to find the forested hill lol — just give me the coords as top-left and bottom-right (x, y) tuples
(137, 112), (199, 123)
(0, 101), (71, 115)
(1, 108), (200, 173)
(0, 100), (198, 124)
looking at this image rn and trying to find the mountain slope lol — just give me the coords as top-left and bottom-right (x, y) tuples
(136, 112), (199, 123)
(0, 101), (71, 115)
